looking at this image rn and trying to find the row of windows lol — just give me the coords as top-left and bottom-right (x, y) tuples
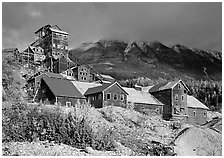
(175, 94), (184, 102)
(53, 33), (68, 40)
(33, 47), (43, 53)
(81, 77), (87, 81)
(193, 111), (206, 117)
(53, 43), (68, 50)
(80, 72), (88, 76)
(106, 93), (124, 101)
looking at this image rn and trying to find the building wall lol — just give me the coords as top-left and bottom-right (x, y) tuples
(103, 84), (127, 108)
(56, 96), (86, 107)
(78, 65), (91, 82)
(86, 92), (103, 108)
(172, 82), (188, 115)
(187, 108), (207, 125)
(151, 89), (172, 120)
(134, 103), (163, 115)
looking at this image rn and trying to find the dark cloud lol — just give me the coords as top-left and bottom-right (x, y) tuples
(2, 2), (222, 51)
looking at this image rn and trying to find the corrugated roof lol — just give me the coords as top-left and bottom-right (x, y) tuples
(187, 95), (209, 110)
(149, 80), (189, 92)
(42, 76), (85, 98)
(71, 81), (102, 95)
(49, 28), (68, 35)
(123, 87), (163, 105)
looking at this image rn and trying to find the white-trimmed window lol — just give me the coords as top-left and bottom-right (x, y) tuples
(53, 43), (56, 48)
(66, 101), (71, 107)
(65, 46), (68, 50)
(175, 94), (178, 101)
(113, 94), (118, 101)
(107, 93), (111, 100)
(181, 95), (184, 102)
(120, 94), (124, 101)
(193, 111), (196, 117)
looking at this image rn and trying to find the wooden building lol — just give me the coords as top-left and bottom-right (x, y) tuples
(31, 24), (71, 73)
(187, 95), (209, 125)
(34, 75), (86, 106)
(149, 80), (189, 120)
(84, 82), (128, 108)
(123, 85), (163, 115)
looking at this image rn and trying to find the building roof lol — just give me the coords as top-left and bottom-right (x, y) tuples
(71, 81), (102, 95)
(42, 76), (85, 98)
(123, 87), (163, 106)
(84, 82), (128, 96)
(3, 48), (18, 52)
(49, 28), (68, 35)
(149, 79), (189, 92)
(100, 74), (115, 80)
(45, 72), (65, 79)
(187, 95), (209, 110)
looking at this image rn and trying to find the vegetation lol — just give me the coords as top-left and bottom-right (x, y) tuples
(2, 102), (115, 151)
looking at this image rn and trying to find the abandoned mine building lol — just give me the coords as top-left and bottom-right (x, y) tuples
(149, 79), (209, 125)
(84, 82), (128, 108)
(34, 75), (86, 106)
(123, 85), (164, 115)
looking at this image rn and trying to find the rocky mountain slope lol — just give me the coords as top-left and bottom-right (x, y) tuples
(69, 39), (222, 81)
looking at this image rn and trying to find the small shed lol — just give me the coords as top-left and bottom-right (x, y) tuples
(187, 95), (209, 125)
(34, 75), (86, 106)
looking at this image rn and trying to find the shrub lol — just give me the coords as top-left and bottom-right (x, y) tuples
(2, 102), (115, 151)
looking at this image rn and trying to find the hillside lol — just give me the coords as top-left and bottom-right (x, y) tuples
(69, 39), (222, 81)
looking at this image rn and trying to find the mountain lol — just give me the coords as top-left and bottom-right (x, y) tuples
(69, 39), (222, 81)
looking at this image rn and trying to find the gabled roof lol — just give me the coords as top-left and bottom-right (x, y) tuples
(84, 82), (128, 96)
(123, 87), (163, 106)
(42, 76), (85, 98)
(71, 81), (102, 95)
(149, 79), (189, 92)
(187, 95), (209, 110)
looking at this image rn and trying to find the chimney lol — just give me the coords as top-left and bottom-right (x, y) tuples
(134, 85), (142, 91)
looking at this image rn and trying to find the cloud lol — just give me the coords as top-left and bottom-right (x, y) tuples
(25, 3), (42, 18)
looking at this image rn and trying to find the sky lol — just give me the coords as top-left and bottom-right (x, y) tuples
(2, 2), (222, 51)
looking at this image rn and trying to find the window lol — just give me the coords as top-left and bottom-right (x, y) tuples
(107, 93), (111, 100)
(181, 95), (184, 102)
(178, 83), (181, 89)
(204, 112), (206, 117)
(193, 111), (196, 117)
(80, 72), (82, 75)
(184, 90), (187, 94)
(66, 102), (71, 107)
(175, 94), (178, 101)
(120, 94), (124, 101)
(113, 94), (118, 101)
(65, 46), (68, 50)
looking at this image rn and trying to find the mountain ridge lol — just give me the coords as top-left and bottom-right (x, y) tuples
(69, 39), (222, 81)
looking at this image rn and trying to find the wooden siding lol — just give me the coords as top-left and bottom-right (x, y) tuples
(103, 84), (127, 108)
(56, 96), (86, 107)
(78, 65), (91, 82)
(187, 108), (207, 125)
(134, 103), (163, 115)
(151, 89), (172, 120)
(86, 92), (103, 108)
(172, 82), (188, 116)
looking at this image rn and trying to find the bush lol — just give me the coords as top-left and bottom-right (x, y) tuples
(2, 102), (115, 151)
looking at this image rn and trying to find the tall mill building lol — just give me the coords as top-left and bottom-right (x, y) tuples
(30, 24), (75, 73)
